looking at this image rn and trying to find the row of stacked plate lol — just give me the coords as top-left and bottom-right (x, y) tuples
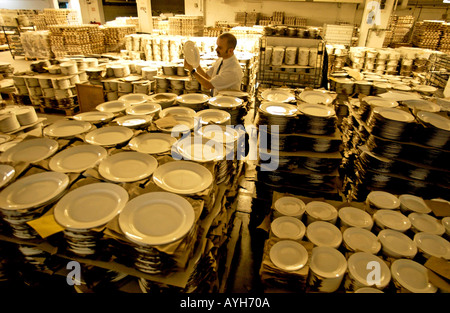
(255, 87), (343, 199)
(259, 192), (449, 293)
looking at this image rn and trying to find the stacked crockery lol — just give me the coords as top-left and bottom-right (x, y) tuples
(208, 95), (245, 126)
(54, 182), (129, 256)
(415, 111), (450, 150)
(0, 172), (70, 239)
(258, 101), (298, 134)
(176, 93), (210, 111)
(365, 107), (415, 142)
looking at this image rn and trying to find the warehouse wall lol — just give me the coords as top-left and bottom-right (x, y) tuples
(0, 0), (55, 10)
(185, 0), (364, 27)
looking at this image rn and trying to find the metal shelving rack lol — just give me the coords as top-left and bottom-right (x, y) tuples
(426, 52), (450, 89)
(257, 36), (325, 88)
(2, 25), (35, 59)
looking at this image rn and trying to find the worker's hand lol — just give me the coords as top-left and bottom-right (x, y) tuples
(184, 59), (193, 72)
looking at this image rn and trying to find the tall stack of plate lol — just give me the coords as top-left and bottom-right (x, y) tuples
(297, 103), (336, 135)
(257, 101), (298, 134)
(366, 107), (415, 142)
(415, 111), (450, 150)
(118, 192), (196, 274)
(358, 96), (399, 123)
(208, 95), (245, 125)
(54, 182), (129, 256)
(176, 93), (209, 111)
(0, 172), (70, 239)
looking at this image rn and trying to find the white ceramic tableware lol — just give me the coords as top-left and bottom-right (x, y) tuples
(269, 240), (308, 271)
(378, 229), (417, 259)
(305, 201), (338, 225)
(0, 138), (58, 163)
(342, 227), (381, 254)
(43, 120), (92, 138)
(413, 232), (450, 260)
(308, 246), (347, 293)
(390, 259), (437, 293)
(345, 252), (391, 291)
(84, 126), (134, 147)
(373, 209), (411, 233)
(49, 144), (107, 173)
(306, 221), (342, 248)
(270, 216), (306, 240)
(273, 196), (306, 219)
(338, 206), (373, 230)
(408, 213), (445, 235)
(399, 194), (431, 214)
(128, 133), (177, 154)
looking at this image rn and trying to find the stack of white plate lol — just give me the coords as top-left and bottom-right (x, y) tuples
(14, 107), (38, 126)
(413, 232), (450, 260)
(273, 196), (306, 219)
(0, 114), (20, 133)
(308, 246), (347, 293)
(152, 160), (213, 195)
(118, 192), (196, 274)
(305, 201), (338, 225)
(306, 221), (342, 248)
(399, 194), (431, 215)
(195, 109), (231, 126)
(159, 106), (196, 119)
(366, 191), (400, 214)
(73, 111), (115, 124)
(176, 93), (209, 111)
(0, 172), (69, 239)
(208, 96), (245, 125)
(416, 111), (450, 149)
(156, 116), (200, 136)
(84, 126), (134, 147)
(18, 244), (51, 271)
(258, 101), (298, 134)
(373, 209), (411, 233)
(269, 240), (308, 272)
(378, 229), (417, 259)
(344, 252), (391, 292)
(49, 144), (107, 173)
(54, 182), (129, 256)
(128, 133), (177, 154)
(96, 100), (129, 114)
(408, 213), (445, 236)
(148, 93), (178, 109)
(118, 93), (151, 106)
(98, 152), (158, 183)
(114, 115), (152, 129)
(270, 216), (306, 240)
(358, 96), (398, 123)
(260, 89), (296, 103)
(338, 206), (373, 231)
(390, 259), (437, 293)
(171, 135), (226, 163)
(342, 227), (381, 254)
(402, 99), (440, 113)
(366, 107), (415, 141)
(125, 102), (161, 117)
(297, 103), (336, 136)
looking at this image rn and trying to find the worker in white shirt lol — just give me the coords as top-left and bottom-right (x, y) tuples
(184, 33), (244, 96)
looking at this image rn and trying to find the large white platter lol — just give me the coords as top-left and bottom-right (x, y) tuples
(128, 133), (177, 154)
(84, 126), (134, 146)
(49, 144), (107, 173)
(98, 151), (158, 183)
(0, 138), (58, 163)
(118, 192), (195, 246)
(54, 182), (129, 229)
(43, 120), (92, 138)
(152, 160), (213, 195)
(0, 171), (69, 210)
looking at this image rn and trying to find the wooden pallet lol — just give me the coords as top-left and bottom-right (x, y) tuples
(39, 105), (79, 116)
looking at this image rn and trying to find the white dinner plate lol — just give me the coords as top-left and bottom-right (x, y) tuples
(414, 232), (450, 259)
(98, 152), (158, 183)
(176, 93), (209, 105)
(373, 107), (415, 123)
(299, 90), (333, 105)
(363, 96), (398, 108)
(118, 191), (195, 246)
(338, 206), (373, 230)
(378, 229), (417, 259)
(0, 171), (69, 210)
(367, 191), (400, 210)
(173, 136), (225, 162)
(128, 133), (176, 154)
(305, 201), (338, 222)
(84, 126), (134, 146)
(43, 120), (92, 138)
(114, 115), (152, 128)
(343, 227), (381, 254)
(118, 93), (150, 106)
(0, 138), (58, 163)
(96, 100), (128, 113)
(347, 252), (391, 288)
(259, 101), (298, 116)
(261, 89), (295, 103)
(391, 259), (437, 293)
(270, 216), (305, 240)
(208, 96), (244, 108)
(0, 164), (15, 188)
(54, 182), (129, 229)
(298, 103), (335, 117)
(73, 111), (115, 123)
(152, 160), (213, 195)
(306, 221), (342, 248)
(373, 209), (411, 232)
(198, 125), (239, 145)
(309, 246), (347, 278)
(183, 40), (200, 68)
(49, 144), (107, 173)
(413, 85), (437, 93)
(195, 109), (231, 125)
(417, 111), (450, 131)
(269, 240), (308, 271)
(126, 102), (161, 116)
(274, 197), (306, 218)
(408, 213), (445, 235)
(399, 194), (431, 214)
(403, 100), (440, 112)
(160, 106), (197, 119)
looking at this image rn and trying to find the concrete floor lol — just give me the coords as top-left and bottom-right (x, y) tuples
(0, 50), (262, 293)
